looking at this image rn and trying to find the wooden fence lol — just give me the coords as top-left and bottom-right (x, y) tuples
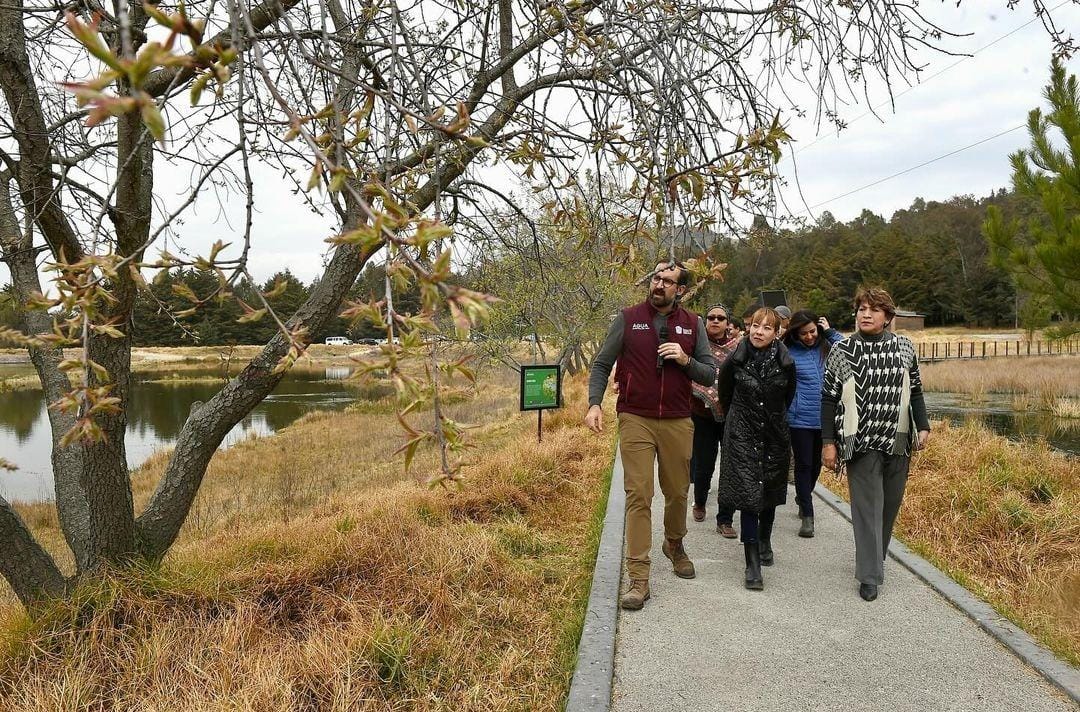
(917, 338), (1080, 362)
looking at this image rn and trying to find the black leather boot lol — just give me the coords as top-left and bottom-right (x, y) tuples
(758, 515), (775, 566)
(744, 542), (763, 590)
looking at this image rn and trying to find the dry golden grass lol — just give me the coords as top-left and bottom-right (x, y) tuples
(822, 420), (1079, 666)
(5, 368), (519, 583)
(0, 344), (485, 391)
(897, 327), (1040, 343)
(921, 355), (1080, 402)
(0, 374), (616, 711)
(0, 374), (39, 391)
(0, 345), (382, 388)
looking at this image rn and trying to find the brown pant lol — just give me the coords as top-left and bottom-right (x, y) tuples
(618, 412), (693, 581)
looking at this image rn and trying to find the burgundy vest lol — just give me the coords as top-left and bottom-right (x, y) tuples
(614, 301), (699, 418)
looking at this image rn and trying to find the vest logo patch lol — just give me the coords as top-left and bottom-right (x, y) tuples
(675, 325), (692, 336)
(631, 322), (650, 330)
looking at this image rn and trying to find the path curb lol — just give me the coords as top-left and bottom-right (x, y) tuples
(566, 445), (624, 712)
(814, 482), (1080, 705)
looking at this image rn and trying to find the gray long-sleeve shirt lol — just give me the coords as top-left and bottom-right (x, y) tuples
(588, 311), (716, 407)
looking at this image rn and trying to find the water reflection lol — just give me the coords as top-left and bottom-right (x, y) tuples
(0, 388), (42, 442)
(324, 366), (352, 380)
(11, 371), (1069, 504)
(924, 392), (1080, 456)
(0, 367), (358, 503)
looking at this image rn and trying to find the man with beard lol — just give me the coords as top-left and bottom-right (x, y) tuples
(586, 262), (716, 610)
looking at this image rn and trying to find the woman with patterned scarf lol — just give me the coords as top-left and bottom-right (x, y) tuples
(715, 307), (796, 590)
(689, 303), (741, 530)
(821, 287), (931, 602)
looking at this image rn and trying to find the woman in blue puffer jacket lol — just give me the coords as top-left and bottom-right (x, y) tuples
(782, 310), (843, 538)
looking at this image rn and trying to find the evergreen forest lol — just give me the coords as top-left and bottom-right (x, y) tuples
(0, 189), (1049, 347)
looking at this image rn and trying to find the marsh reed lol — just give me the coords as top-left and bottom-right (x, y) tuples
(0, 374), (615, 711)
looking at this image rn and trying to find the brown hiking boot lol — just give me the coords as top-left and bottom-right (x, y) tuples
(717, 522), (737, 539)
(662, 538), (696, 579)
(692, 505), (705, 522)
(620, 579), (651, 610)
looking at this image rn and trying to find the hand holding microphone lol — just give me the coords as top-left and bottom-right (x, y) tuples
(657, 325), (668, 372)
(657, 326), (690, 369)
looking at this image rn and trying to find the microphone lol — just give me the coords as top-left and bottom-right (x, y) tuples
(657, 325), (668, 372)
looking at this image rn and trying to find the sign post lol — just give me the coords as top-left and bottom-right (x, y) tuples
(519, 364), (562, 442)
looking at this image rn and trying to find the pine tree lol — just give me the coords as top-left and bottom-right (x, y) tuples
(984, 60), (1080, 327)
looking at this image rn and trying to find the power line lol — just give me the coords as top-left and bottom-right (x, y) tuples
(799, 124), (1025, 214)
(794, 0), (1069, 156)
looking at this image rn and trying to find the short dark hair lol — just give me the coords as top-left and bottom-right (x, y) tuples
(853, 286), (896, 319)
(655, 261), (690, 287)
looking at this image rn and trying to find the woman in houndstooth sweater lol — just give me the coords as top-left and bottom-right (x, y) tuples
(821, 287), (931, 603)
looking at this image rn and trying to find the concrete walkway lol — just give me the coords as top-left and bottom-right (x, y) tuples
(611, 485), (1078, 712)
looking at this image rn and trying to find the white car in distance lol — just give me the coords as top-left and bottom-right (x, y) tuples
(324, 336), (352, 346)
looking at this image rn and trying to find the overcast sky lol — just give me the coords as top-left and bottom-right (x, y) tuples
(775, 2), (1080, 225)
(4, 3), (1080, 288)
(188, 2), (1080, 282)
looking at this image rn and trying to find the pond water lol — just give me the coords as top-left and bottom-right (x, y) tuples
(2, 367), (1075, 504)
(923, 391), (1080, 457)
(0, 365), (361, 503)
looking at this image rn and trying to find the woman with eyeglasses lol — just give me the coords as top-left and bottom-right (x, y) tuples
(715, 307), (796, 590)
(781, 310), (843, 539)
(689, 303), (741, 530)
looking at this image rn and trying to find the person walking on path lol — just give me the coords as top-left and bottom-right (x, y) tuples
(782, 310), (843, 539)
(689, 303), (740, 530)
(715, 307), (796, 590)
(821, 287), (931, 602)
(586, 262), (717, 610)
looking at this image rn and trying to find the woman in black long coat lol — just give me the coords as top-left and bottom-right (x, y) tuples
(716, 307), (796, 590)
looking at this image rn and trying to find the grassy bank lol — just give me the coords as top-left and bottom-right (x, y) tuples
(920, 355), (1080, 416)
(896, 327), (1053, 343)
(0, 376), (616, 711)
(822, 420), (1079, 666)
(0, 344), (520, 392)
(0, 345), (385, 392)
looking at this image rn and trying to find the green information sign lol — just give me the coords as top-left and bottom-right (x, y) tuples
(519, 364), (562, 411)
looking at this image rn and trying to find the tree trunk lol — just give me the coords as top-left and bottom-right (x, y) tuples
(0, 499), (66, 607)
(0, 0), (84, 261)
(77, 8), (155, 565)
(135, 241), (377, 559)
(0, 177), (92, 573)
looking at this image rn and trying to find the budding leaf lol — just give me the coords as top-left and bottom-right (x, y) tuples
(90, 324), (126, 339)
(190, 72), (211, 105)
(236, 308), (267, 324)
(140, 100), (166, 143)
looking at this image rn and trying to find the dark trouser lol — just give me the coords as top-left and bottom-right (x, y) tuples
(717, 504), (736, 526)
(790, 427), (824, 517)
(690, 414), (724, 508)
(846, 450), (910, 585)
(739, 507), (776, 544)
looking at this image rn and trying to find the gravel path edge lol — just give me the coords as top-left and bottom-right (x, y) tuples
(566, 444), (624, 712)
(814, 481), (1080, 705)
